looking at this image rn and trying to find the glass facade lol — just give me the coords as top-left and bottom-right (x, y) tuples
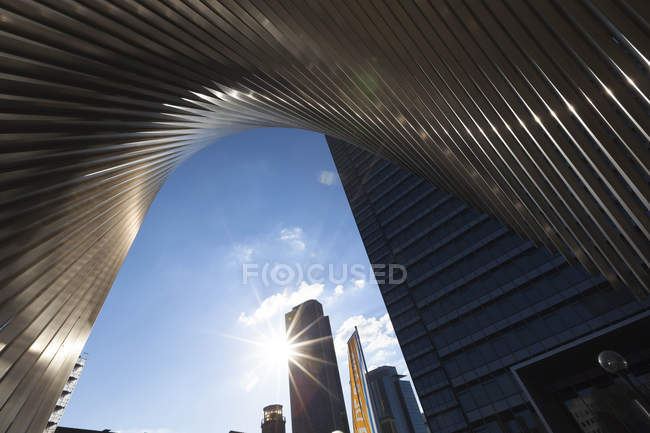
(285, 300), (349, 433)
(367, 365), (429, 433)
(327, 136), (650, 433)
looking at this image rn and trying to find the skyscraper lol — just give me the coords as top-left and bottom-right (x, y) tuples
(44, 354), (87, 433)
(285, 300), (349, 433)
(367, 366), (428, 433)
(261, 405), (286, 433)
(327, 136), (650, 433)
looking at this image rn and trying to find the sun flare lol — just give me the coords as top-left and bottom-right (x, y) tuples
(259, 336), (297, 364)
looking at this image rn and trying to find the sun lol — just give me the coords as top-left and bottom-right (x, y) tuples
(260, 336), (297, 364)
(235, 327), (298, 368)
(220, 323), (337, 400)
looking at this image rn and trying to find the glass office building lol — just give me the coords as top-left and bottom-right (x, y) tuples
(285, 300), (350, 433)
(327, 136), (650, 433)
(367, 365), (429, 433)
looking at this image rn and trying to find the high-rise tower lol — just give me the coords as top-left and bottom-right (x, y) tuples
(367, 366), (428, 433)
(327, 136), (650, 433)
(44, 354), (87, 433)
(285, 300), (349, 433)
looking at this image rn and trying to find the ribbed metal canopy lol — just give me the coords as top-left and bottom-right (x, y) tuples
(0, 1), (648, 431)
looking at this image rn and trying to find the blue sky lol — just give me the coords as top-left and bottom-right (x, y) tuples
(61, 128), (414, 433)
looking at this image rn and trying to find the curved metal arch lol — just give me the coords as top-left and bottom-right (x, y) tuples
(0, 1), (648, 430)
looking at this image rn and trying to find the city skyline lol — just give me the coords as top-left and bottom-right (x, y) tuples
(58, 129), (416, 433)
(44, 129), (650, 433)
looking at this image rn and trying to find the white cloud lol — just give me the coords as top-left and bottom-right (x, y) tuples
(324, 279), (368, 306)
(334, 313), (399, 370)
(279, 227), (306, 251)
(231, 243), (254, 263)
(324, 284), (345, 306)
(318, 170), (338, 186)
(238, 281), (324, 326)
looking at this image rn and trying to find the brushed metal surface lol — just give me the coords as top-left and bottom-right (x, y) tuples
(0, 1), (648, 431)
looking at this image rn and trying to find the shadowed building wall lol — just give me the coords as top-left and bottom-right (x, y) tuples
(285, 300), (349, 433)
(327, 136), (650, 433)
